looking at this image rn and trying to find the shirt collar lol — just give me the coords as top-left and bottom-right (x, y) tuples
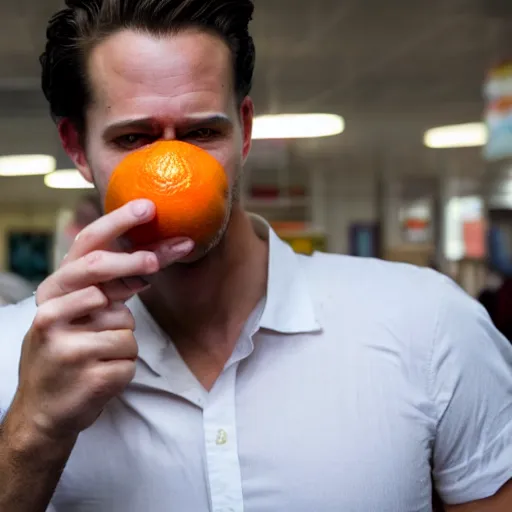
(131, 215), (322, 373)
(130, 295), (169, 378)
(251, 215), (322, 334)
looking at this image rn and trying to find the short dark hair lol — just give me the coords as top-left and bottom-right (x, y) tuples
(40, 0), (255, 129)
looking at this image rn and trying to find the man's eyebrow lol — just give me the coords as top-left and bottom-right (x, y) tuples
(181, 114), (233, 130)
(102, 114), (232, 139)
(102, 118), (156, 139)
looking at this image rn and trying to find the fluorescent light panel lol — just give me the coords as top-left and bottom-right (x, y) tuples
(424, 123), (487, 149)
(252, 114), (345, 140)
(45, 170), (94, 189)
(0, 154), (56, 176)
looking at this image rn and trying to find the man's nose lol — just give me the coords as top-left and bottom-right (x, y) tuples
(162, 126), (177, 141)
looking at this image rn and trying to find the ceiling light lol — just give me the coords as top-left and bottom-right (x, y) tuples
(423, 123), (487, 149)
(44, 170), (94, 190)
(0, 154), (56, 176)
(252, 114), (345, 140)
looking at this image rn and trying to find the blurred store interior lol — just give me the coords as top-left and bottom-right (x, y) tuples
(1, 0), (512, 337)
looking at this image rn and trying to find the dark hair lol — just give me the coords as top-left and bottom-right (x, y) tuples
(40, 0), (255, 129)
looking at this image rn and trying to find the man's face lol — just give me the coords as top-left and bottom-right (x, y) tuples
(61, 28), (253, 254)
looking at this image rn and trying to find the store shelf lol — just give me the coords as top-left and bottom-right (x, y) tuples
(245, 197), (310, 210)
(242, 141), (327, 249)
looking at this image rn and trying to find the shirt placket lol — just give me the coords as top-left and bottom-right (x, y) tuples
(203, 364), (244, 512)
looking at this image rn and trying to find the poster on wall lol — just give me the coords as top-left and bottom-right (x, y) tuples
(349, 223), (379, 258)
(7, 231), (53, 285)
(483, 62), (512, 161)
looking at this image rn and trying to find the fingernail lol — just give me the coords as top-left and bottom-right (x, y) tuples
(156, 240), (194, 264)
(132, 200), (151, 218)
(172, 240), (195, 256)
(122, 276), (151, 291)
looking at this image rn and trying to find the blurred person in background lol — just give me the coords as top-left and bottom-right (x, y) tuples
(70, 193), (103, 238)
(0, 272), (34, 306)
(480, 225), (512, 343)
(0, 196), (100, 307)
(494, 276), (512, 343)
(55, 193), (103, 266)
(478, 270), (502, 318)
(0, 1), (511, 512)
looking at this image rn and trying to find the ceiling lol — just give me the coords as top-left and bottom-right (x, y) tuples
(0, 0), (499, 118)
(0, 0), (508, 205)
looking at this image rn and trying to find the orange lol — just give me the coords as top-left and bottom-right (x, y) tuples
(105, 140), (228, 247)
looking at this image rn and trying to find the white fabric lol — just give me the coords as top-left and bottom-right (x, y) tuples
(0, 272), (34, 305)
(0, 217), (511, 511)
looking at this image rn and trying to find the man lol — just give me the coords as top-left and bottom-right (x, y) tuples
(0, 1), (511, 510)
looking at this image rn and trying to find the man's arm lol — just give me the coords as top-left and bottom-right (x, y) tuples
(429, 276), (512, 507)
(445, 479), (512, 512)
(0, 407), (76, 512)
(0, 200), (190, 511)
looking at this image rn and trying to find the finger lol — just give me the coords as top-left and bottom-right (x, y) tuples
(37, 250), (158, 304)
(66, 200), (156, 262)
(100, 277), (150, 303)
(144, 238), (195, 268)
(87, 358), (137, 400)
(76, 303), (136, 332)
(86, 329), (139, 362)
(33, 286), (108, 331)
(49, 329), (138, 367)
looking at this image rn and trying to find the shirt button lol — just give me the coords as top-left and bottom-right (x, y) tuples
(216, 429), (228, 445)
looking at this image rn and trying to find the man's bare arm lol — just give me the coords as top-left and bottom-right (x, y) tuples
(445, 479), (512, 512)
(0, 408), (76, 512)
(0, 200), (191, 511)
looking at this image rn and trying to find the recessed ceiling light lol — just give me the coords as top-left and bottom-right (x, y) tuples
(44, 170), (94, 190)
(423, 123), (487, 149)
(0, 154), (56, 176)
(252, 114), (345, 140)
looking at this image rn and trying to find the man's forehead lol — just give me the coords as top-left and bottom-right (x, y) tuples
(88, 29), (232, 92)
(86, 29), (234, 117)
(84, 31), (234, 124)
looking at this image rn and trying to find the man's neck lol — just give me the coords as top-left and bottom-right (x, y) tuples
(139, 206), (268, 387)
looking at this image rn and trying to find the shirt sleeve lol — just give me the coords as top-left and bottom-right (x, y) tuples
(431, 277), (512, 505)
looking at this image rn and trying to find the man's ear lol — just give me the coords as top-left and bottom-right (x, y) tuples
(240, 97), (254, 164)
(58, 118), (93, 183)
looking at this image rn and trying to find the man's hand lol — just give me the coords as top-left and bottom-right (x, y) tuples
(6, 198), (193, 445)
(0, 199), (193, 512)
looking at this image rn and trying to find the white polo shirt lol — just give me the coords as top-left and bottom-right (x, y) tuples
(0, 218), (511, 512)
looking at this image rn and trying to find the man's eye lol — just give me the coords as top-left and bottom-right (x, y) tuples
(186, 128), (218, 141)
(114, 134), (153, 150)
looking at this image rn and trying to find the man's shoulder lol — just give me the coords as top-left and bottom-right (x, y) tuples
(0, 297), (36, 411)
(300, 251), (446, 300)
(298, 251), (456, 352)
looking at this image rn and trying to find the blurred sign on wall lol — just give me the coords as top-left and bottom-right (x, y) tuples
(445, 196), (486, 261)
(279, 232), (327, 255)
(483, 62), (512, 161)
(400, 199), (433, 244)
